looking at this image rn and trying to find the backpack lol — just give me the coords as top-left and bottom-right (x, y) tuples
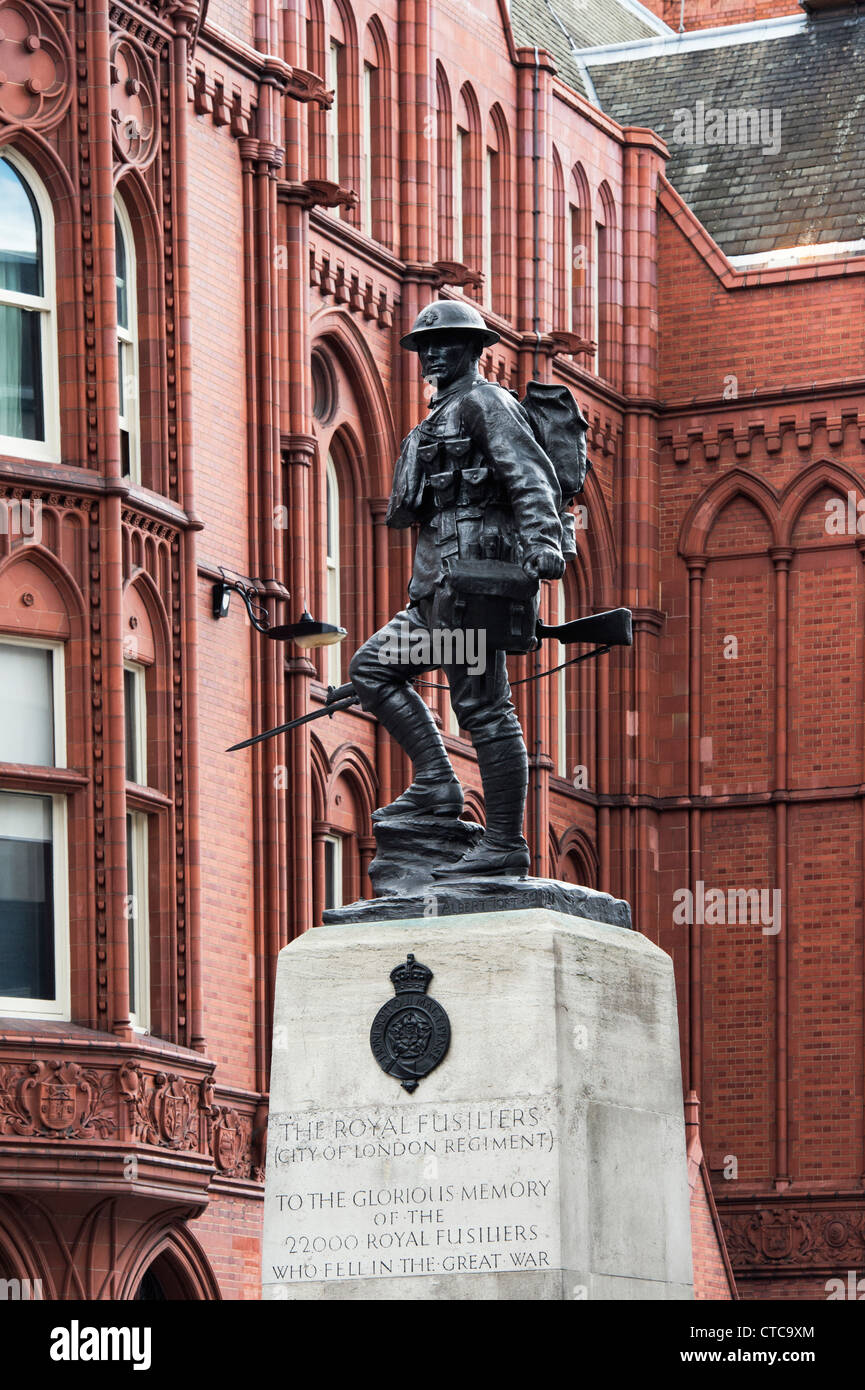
(520, 381), (592, 506)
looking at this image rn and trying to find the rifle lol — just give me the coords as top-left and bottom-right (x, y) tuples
(226, 607), (632, 753)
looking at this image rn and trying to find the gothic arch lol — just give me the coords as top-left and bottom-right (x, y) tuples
(0, 125), (76, 206)
(310, 309), (396, 497)
(0, 542), (86, 638)
(678, 468), (781, 559)
(326, 741), (378, 825)
(310, 731), (328, 822)
(462, 789), (485, 826)
(123, 566), (171, 666)
(116, 1218), (220, 1301)
(779, 459), (865, 546)
(579, 470), (617, 608)
(0, 1196), (54, 1296)
(556, 826), (598, 887)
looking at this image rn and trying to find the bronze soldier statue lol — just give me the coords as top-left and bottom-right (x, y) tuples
(348, 299), (566, 879)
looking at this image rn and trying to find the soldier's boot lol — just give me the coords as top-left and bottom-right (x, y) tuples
(371, 685), (463, 821)
(432, 733), (530, 878)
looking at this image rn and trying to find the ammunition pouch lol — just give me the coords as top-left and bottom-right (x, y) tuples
(431, 558), (540, 655)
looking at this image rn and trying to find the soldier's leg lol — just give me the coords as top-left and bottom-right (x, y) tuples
(349, 607), (463, 820)
(433, 652), (530, 877)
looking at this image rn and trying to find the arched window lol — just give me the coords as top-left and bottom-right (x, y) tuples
(325, 453), (341, 686)
(323, 2), (359, 225)
(596, 182), (618, 384)
(306, 0), (327, 178)
(456, 86), (481, 288)
(435, 63), (453, 260)
(327, 33), (343, 188)
(361, 21), (393, 246)
(0, 151), (58, 462)
(115, 197), (140, 482)
(486, 106), (512, 318)
(566, 163), (591, 344)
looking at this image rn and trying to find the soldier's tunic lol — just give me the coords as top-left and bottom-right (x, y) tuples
(349, 370), (564, 744)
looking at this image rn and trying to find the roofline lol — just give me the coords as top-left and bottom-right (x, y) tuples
(606, 0), (674, 37)
(729, 239), (865, 269)
(658, 176), (865, 289)
(580, 11), (807, 65)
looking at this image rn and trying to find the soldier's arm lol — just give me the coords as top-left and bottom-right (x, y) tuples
(463, 385), (564, 569)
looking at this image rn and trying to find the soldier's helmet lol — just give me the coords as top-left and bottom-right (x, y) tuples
(400, 299), (501, 352)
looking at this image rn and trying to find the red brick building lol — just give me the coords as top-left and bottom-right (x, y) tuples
(0, 0), (861, 1300)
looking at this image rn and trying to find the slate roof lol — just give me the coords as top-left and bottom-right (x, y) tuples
(587, 10), (865, 255)
(509, 0), (667, 97)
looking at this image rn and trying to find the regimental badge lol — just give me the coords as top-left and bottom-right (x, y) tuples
(370, 954), (450, 1093)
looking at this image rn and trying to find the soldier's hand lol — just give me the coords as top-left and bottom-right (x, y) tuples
(524, 550), (565, 581)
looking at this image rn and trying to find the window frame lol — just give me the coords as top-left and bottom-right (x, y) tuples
(361, 61), (374, 237)
(114, 195), (141, 484)
(0, 148), (60, 465)
(323, 832), (343, 911)
(0, 635), (69, 1020)
(327, 38), (342, 190)
(123, 660), (148, 787)
(125, 808), (151, 1033)
(454, 127), (467, 265)
(325, 453), (341, 687)
(123, 659), (151, 1032)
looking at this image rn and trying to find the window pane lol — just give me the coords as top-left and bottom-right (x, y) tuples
(0, 644), (54, 765)
(324, 837), (342, 910)
(0, 158), (42, 297)
(0, 793), (54, 1000)
(0, 303), (44, 441)
(124, 668), (137, 781)
(115, 212), (128, 329)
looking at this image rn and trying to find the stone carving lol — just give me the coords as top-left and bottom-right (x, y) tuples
(110, 34), (158, 173)
(721, 1204), (865, 1269)
(212, 1106), (252, 1178)
(121, 1064), (201, 1150)
(0, 0), (73, 131)
(0, 1060), (116, 1138)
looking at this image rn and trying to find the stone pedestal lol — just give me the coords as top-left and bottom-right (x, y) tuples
(262, 908), (693, 1300)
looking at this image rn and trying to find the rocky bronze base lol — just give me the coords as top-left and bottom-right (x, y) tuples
(367, 813), (484, 898)
(322, 875), (632, 928)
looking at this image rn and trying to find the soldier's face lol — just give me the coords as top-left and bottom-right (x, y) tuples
(417, 333), (481, 390)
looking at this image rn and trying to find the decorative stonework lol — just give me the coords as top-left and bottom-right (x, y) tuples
(120, 1062), (206, 1150)
(212, 1105), (252, 1178)
(0, 1060), (116, 1139)
(308, 245), (395, 329)
(0, 1044), (262, 1186)
(110, 34), (158, 173)
(722, 1204), (865, 1271)
(0, 0), (73, 132)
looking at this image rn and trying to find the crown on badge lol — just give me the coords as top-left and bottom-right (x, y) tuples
(419, 307), (438, 326)
(390, 953), (433, 995)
